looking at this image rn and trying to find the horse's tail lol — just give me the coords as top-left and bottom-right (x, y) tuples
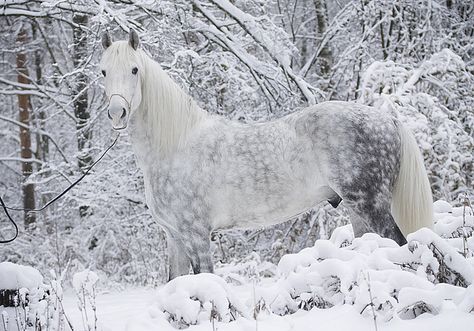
(391, 123), (433, 236)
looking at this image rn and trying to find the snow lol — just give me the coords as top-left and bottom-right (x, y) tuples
(61, 288), (474, 331)
(154, 273), (249, 327)
(73, 269), (99, 294)
(0, 262), (43, 289)
(5, 200), (474, 330)
(52, 201), (474, 330)
(0, 263), (61, 331)
(61, 288), (158, 331)
(433, 200), (453, 214)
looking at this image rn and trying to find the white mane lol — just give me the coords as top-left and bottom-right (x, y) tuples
(106, 41), (208, 156)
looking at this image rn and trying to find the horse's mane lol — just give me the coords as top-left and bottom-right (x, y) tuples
(106, 41), (207, 156)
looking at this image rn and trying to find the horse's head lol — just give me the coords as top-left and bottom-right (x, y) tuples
(100, 30), (143, 130)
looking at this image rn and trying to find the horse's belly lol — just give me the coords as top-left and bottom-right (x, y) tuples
(211, 184), (331, 229)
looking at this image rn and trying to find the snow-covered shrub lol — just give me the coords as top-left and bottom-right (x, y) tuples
(250, 200), (474, 321)
(154, 273), (249, 329)
(434, 199), (474, 240)
(360, 49), (474, 201)
(136, 200), (474, 329)
(407, 228), (474, 287)
(72, 270), (99, 331)
(214, 252), (278, 285)
(0, 262), (66, 331)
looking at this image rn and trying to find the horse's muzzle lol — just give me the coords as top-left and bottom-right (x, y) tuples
(108, 106), (128, 130)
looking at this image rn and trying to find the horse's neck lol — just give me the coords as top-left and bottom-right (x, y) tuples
(128, 59), (208, 165)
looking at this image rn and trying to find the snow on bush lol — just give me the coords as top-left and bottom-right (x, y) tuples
(73, 269), (99, 295)
(0, 262), (43, 290)
(154, 273), (249, 328)
(214, 252), (278, 285)
(144, 200), (474, 329)
(72, 270), (99, 331)
(0, 263), (66, 331)
(360, 49), (474, 201)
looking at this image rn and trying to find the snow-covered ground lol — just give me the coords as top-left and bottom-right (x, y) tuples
(61, 287), (474, 331)
(62, 288), (156, 331)
(61, 200), (474, 331)
(2, 200), (474, 330)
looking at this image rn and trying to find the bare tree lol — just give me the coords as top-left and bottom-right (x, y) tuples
(72, 13), (93, 217)
(313, 0), (332, 77)
(16, 25), (36, 228)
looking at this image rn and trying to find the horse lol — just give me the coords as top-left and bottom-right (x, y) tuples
(99, 30), (433, 280)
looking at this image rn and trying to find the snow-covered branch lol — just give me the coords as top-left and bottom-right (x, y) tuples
(206, 0), (321, 104)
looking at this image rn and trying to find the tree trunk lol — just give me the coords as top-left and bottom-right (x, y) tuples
(31, 23), (49, 164)
(313, 0), (332, 77)
(72, 14), (92, 217)
(16, 26), (36, 228)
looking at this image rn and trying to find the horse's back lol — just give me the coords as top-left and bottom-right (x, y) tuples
(291, 101), (401, 160)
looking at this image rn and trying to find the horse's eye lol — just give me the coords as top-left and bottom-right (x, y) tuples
(102, 70), (106, 77)
(132, 67), (138, 75)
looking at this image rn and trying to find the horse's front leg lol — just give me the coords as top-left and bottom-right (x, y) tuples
(186, 231), (214, 275)
(146, 201), (192, 280)
(178, 219), (214, 275)
(167, 234), (191, 280)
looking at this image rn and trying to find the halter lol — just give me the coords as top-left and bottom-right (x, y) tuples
(108, 94), (131, 120)
(106, 74), (140, 121)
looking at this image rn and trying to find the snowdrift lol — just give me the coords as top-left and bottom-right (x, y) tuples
(128, 200), (474, 330)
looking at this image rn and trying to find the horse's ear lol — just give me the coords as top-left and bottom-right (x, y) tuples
(129, 29), (139, 50)
(101, 32), (112, 49)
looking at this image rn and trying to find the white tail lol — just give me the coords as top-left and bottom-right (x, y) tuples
(391, 124), (434, 236)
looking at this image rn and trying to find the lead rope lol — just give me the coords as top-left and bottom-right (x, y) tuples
(0, 134), (120, 244)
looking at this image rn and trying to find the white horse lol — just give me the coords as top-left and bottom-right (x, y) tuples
(100, 31), (433, 280)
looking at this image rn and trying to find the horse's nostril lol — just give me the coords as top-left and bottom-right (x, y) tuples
(121, 108), (127, 119)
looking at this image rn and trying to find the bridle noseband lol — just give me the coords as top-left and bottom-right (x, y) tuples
(107, 93), (132, 120)
(106, 68), (140, 123)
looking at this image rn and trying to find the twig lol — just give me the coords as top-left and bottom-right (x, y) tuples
(462, 195), (473, 257)
(366, 272), (378, 331)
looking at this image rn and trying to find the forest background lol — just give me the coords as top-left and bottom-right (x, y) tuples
(1, 0), (473, 285)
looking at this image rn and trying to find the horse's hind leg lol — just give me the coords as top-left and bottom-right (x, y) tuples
(329, 172), (406, 245)
(323, 114), (406, 245)
(344, 196), (406, 245)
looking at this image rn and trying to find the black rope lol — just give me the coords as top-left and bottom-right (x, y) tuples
(0, 134), (120, 244)
(0, 196), (18, 244)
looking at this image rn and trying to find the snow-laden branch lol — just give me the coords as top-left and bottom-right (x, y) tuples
(0, 77), (60, 95)
(93, 0), (131, 32)
(2, 7), (52, 17)
(0, 115), (71, 164)
(300, 1), (355, 78)
(207, 0), (321, 104)
(0, 89), (46, 97)
(191, 1), (292, 106)
(2, 4), (84, 28)
(0, 157), (44, 165)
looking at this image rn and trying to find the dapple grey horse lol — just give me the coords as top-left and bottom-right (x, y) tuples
(100, 31), (433, 280)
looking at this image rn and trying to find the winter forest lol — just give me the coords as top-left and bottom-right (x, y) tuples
(1, 0), (474, 330)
